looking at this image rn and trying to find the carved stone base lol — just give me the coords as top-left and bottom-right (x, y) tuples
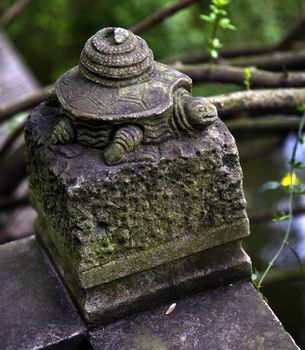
(26, 103), (251, 324)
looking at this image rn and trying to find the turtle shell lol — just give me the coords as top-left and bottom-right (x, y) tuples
(55, 27), (192, 125)
(55, 62), (192, 124)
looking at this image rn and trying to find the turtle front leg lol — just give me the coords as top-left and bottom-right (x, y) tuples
(50, 117), (75, 145)
(104, 125), (143, 165)
(172, 88), (218, 135)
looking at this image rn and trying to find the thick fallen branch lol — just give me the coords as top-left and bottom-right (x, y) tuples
(1, 85), (305, 123)
(166, 45), (274, 65)
(231, 50), (305, 71)
(0, 85), (52, 123)
(169, 15), (305, 65)
(130, 0), (201, 35)
(209, 89), (305, 117)
(174, 63), (305, 88)
(0, 0), (31, 27)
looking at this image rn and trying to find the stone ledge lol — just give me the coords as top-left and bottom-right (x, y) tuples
(0, 236), (87, 350)
(89, 280), (300, 350)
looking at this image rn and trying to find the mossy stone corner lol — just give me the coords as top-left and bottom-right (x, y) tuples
(25, 27), (251, 324)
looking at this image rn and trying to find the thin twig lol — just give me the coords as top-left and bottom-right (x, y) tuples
(130, 0), (201, 35)
(0, 0), (31, 28)
(257, 111), (305, 289)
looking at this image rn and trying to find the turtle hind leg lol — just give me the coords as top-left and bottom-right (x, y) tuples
(104, 125), (143, 165)
(50, 117), (75, 145)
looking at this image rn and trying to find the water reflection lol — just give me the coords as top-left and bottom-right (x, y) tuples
(238, 132), (305, 349)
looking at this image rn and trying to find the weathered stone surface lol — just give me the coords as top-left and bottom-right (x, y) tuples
(26, 103), (250, 323)
(89, 281), (300, 350)
(0, 236), (87, 350)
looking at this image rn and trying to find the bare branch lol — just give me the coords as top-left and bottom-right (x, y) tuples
(174, 63), (305, 88)
(209, 88), (305, 118)
(0, 0), (31, 28)
(231, 50), (305, 71)
(276, 17), (305, 51)
(130, 0), (201, 35)
(0, 85), (52, 123)
(167, 45), (273, 65)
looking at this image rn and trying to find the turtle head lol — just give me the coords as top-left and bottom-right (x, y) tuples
(185, 97), (218, 128)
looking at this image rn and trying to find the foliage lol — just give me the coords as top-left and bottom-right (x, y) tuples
(200, 0), (235, 66)
(255, 105), (305, 289)
(243, 67), (252, 91)
(2, 0), (303, 85)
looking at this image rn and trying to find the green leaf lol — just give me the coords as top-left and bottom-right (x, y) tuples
(292, 184), (305, 194)
(251, 273), (258, 282)
(297, 103), (305, 113)
(212, 38), (223, 48)
(213, 0), (230, 7)
(244, 67), (252, 90)
(298, 135), (305, 144)
(218, 9), (228, 16)
(200, 14), (214, 23)
(260, 181), (281, 191)
(219, 18), (235, 30)
(283, 184), (305, 194)
(289, 160), (305, 169)
(273, 213), (291, 222)
(209, 49), (219, 59)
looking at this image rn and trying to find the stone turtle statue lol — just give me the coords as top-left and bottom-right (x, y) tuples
(50, 27), (218, 165)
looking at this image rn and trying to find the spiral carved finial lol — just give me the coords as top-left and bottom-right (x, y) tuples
(79, 27), (155, 87)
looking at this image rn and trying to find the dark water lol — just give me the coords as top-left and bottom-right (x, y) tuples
(239, 133), (305, 349)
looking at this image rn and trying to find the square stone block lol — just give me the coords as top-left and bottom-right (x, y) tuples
(25, 104), (251, 323)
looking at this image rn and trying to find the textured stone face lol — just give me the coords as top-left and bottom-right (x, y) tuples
(25, 103), (251, 323)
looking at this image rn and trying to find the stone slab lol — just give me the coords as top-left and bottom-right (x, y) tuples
(89, 281), (300, 350)
(0, 236), (87, 350)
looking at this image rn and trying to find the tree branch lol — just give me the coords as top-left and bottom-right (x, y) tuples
(166, 45), (273, 65)
(0, 85), (52, 123)
(0, 0), (31, 28)
(174, 63), (305, 88)
(231, 49), (305, 71)
(130, 0), (201, 35)
(209, 88), (305, 117)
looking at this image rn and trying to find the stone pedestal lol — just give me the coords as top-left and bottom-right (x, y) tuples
(25, 103), (251, 324)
